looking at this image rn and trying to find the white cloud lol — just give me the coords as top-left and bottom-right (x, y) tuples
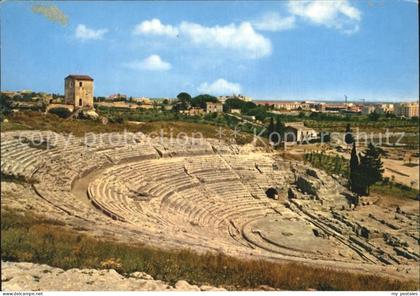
(75, 24), (108, 40)
(253, 13), (296, 32)
(179, 21), (272, 59)
(197, 79), (241, 95)
(288, 0), (361, 34)
(124, 55), (171, 71)
(133, 18), (179, 37)
(132, 19), (272, 59)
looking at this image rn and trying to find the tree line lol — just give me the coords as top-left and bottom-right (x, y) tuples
(174, 92), (269, 121)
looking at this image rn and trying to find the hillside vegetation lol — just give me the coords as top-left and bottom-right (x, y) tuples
(1, 209), (417, 291)
(1, 111), (255, 144)
(304, 151), (419, 200)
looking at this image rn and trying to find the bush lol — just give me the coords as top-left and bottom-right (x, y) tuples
(109, 115), (125, 124)
(49, 107), (72, 119)
(100, 258), (123, 271)
(0, 95), (13, 121)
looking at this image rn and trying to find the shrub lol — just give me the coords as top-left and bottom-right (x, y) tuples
(49, 107), (72, 118)
(100, 258), (123, 271)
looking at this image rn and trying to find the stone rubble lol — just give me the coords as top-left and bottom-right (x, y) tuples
(1, 261), (226, 291)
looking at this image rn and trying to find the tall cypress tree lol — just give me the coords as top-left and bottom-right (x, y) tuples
(267, 117), (275, 137)
(275, 118), (285, 143)
(345, 123), (355, 145)
(359, 143), (384, 195)
(267, 117), (277, 146)
(350, 143), (359, 173)
(349, 142), (362, 194)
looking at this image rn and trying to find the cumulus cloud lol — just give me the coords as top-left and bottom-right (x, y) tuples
(133, 18), (179, 37)
(179, 21), (271, 58)
(253, 13), (296, 32)
(197, 79), (241, 95)
(124, 55), (171, 71)
(288, 0), (361, 34)
(75, 24), (108, 40)
(133, 19), (272, 59)
(32, 5), (68, 26)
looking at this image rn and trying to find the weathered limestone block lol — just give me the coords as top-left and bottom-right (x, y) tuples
(130, 271), (154, 281)
(394, 247), (419, 260)
(288, 187), (299, 199)
(312, 228), (328, 239)
(81, 110), (100, 120)
(383, 233), (409, 248)
(1, 261), (227, 291)
(175, 280), (201, 291)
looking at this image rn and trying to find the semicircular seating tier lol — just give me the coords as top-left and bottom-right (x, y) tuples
(2, 130), (419, 268)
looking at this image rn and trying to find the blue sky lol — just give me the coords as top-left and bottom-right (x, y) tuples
(1, 0), (418, 101)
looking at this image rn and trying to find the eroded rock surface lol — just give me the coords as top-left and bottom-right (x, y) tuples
(1, 261), (226, 291)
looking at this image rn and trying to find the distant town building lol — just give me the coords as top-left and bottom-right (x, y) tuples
(375, 104), (394, 114)
(217, 96), (230, 104)
(256, 100), (364, 113)
(217, 94), (253, 104)
(256, 101), (303, 111)
(394, 102), (419, 118)
(284, 122), (318, 143)
(316, 103), (326, 112)
(131, 97), (152, 105)
(206, 101), (223, 113)
(303, 101), (331, 112)
(346, 105), (362, 113)
(281, 102), (300, 110)
(230, 108), (241, 114)
(325, 103), (348, 112)
(64, 75), (94, 108)
(362, 105), (376, 115)
(154, 97), (177, 104)
(106, 93), (127, 101)
(234, 94), (253, 102)
(183, 107), (205, 116)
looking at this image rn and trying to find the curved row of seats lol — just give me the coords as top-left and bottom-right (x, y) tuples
(86, 155), (281, 236)
(1, 131), (283, 244)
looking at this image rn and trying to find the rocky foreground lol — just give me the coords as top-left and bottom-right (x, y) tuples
(1, 261), (226, 291)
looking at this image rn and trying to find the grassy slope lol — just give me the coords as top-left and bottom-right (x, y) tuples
(305, 119), (419, 133)
(370, 183), (419, 200)
(1, 209), (417, 291)
(1, 112), (255, 144)
(303, 152), (419, 200)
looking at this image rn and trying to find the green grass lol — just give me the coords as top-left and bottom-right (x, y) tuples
(303, 152), (419, 200)
(371, 182), (419, 200)
(304, 152), (349, 177)
(97, 106), (263, 135)
(302, 113), (419, 133)
(1, 209), (417, 291)
(1, 111), (256, 144)
(386, 134), (419, 149)
(0, 120), (32, 131)
(1, 111), (140, 136)
(305, 121), (419, 133)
